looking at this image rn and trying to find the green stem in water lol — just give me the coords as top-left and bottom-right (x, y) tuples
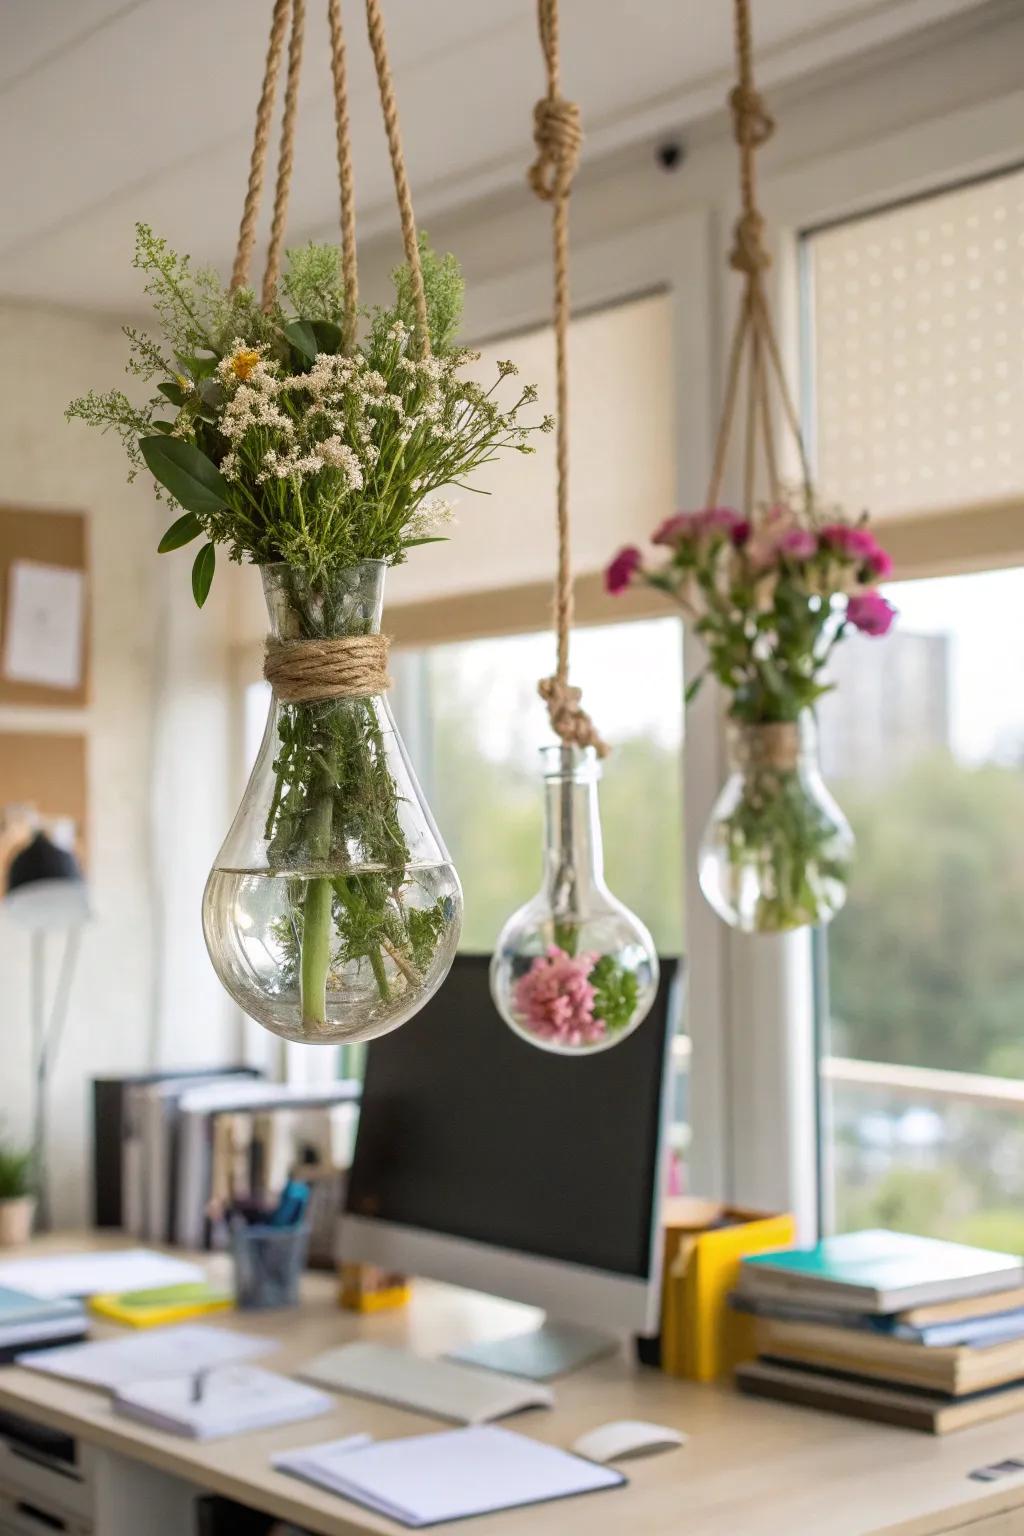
(301, 792), (334, 1029)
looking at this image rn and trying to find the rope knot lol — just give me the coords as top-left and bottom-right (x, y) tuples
(538, 676), (609, 758)
(528, 94), (582, 202)
(729, 83), (774, 150)
(729, 209), (770, 274)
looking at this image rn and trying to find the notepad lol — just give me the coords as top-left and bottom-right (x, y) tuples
(18, 1324), (274, 1391)
(273, 1425), (626, 1528)
(0, 1250), (204, 1301)
(113, 1366), (333, 1440)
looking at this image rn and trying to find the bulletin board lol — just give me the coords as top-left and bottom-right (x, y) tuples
(0, 732), (89, 879)
(0, 507), (90, 707)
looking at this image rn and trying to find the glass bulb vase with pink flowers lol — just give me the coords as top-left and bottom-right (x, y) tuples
(489, 746), (659, 1053)
(607, 497), (896, 934)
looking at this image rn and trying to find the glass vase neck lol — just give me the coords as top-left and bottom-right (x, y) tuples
(540, 744), (605, 914)
(261, 561), (387, 641)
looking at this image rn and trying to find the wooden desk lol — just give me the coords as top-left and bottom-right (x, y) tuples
(1, 1236), (1024, 1536)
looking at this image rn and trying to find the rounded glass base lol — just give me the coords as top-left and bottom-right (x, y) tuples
(203, 863), (462, 1043)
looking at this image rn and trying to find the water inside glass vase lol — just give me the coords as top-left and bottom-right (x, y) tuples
(203, 561), (462, 1044)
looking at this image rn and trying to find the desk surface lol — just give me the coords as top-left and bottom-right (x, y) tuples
(1, 1234), (1024, 1536)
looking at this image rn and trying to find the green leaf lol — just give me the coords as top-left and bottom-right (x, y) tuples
(158, 512), (203, 553)
(157, 381), (186, 406)
(310, 320), (342, 355)
(282, 320), (317, 363)
(140, 437), (230, 515)
(177, 352), (217, 380)
(150, 419), (175, 435)
(401, 535), (448, 548)
(684, 671), (706, 706)
(191, 543), (216, 608)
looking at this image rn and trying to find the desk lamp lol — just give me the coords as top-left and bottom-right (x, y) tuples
(4, 826), (90, 1231)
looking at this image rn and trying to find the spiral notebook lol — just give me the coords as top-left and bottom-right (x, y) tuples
(272, 1425), (626, 1528)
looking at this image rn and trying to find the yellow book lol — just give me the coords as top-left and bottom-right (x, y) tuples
(660, 1199), (795, 1382)
(89, 1282), (233, 1329)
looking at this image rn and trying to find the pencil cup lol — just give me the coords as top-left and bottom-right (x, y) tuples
(230, 1220), (310, 1310)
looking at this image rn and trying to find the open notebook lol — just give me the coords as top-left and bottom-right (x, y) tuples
(113, 1366), (333, 1440)
(273, 1425), (625, 1528)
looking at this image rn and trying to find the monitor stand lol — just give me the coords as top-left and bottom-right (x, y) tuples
(446, 1321), (618, 1381)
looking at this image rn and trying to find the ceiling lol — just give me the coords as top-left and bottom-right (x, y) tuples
(0, 0), (992, 313)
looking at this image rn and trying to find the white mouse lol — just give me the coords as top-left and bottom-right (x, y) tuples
(572, 1419), (687, 1464)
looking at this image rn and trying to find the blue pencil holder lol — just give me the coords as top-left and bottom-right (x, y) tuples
(230, 1220), (310, 1310)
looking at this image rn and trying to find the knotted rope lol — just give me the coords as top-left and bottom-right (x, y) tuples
(706, 0), (812, 511)
(530, 0), (607, 758)
(229, 0), (428, 356)
(264, 634), (392, 702)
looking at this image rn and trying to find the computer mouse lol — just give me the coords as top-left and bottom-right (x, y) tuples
(572, 1419), (687, 1464)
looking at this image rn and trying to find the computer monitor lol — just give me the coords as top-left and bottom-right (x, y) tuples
(341, 954), (680, 1362)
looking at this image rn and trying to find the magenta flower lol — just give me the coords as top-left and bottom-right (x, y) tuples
(513, 947), (608, 1047)
(652, 512), (699, 546)
(847, 589), (896, 636)
(605, 545), (642, 595)
(867, 546), (893, 578)
(820, 523), (879, 563)
(778, 528), (817, 560)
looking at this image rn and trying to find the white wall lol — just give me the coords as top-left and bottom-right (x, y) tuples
(0, 302), (236, 1226)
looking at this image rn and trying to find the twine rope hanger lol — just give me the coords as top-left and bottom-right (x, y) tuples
(529, 0), (608, 758)
(706, 0), (813, 514)
(229, 0), (428, 700)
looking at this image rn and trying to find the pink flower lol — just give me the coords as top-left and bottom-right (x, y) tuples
(847, 589), (897, 636)
(867, 546), (893, 578)
(605, 545), (641, 595)
(820, 522), (879, 564)
(778, 528), (817, 560)
(513, 947), (608, 1047)
(652, 512), (699, 546)
(651, 507), (744, 547)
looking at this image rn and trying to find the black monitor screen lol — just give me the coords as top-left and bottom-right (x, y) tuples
(345, 955), (679, 1280)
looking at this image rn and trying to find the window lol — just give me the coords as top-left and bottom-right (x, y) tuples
(806, 164), (1024, 517)
(391, 617), (685, 955)
(807, 166), (1024, 1249)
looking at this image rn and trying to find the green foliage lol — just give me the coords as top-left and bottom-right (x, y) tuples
(191, 543), (215, 607)
(386, 233), (464, 353)
(829, 753), (1024, 1074)
(64, 389), (154, 479)
(140, 437), (230, 516)
(590, 955), (640, 1032)
(0, 1142), (33, 1200)
(282, 244), (346, 326)
(157, 512), (203, 552)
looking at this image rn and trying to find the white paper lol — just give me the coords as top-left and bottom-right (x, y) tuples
(273, 1425), (624, 1527)
(19, 1324), (274, 1392)
(0, 1248), (203, 1300)
(3, 561), (85, 689)
(114, 1366), (332, 1440)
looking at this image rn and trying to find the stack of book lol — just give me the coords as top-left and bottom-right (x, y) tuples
(733, 1228), (1024, 1434)
(0, 1286), (87, 1362)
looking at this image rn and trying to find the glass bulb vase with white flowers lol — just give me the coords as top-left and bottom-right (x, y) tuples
(606, 496), (897, 934)
(68, 226), (552, 1041)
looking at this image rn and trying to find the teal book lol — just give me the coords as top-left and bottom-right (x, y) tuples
(738, 1229), (1024, 1314)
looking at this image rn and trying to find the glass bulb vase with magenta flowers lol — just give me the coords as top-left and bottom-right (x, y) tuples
(68, 227), (552, 1041)
(606, 496), (896, 933)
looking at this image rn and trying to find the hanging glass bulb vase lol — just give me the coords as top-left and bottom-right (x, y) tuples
(203, 561), (462, 1044)
(490, 745), (659, 1054)
(698, 713), (854, 935)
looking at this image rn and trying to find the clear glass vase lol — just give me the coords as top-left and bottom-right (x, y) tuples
(698, 714), (854, 934)
(203, 561), (462, 1044)
(490, 744), (659, 1054)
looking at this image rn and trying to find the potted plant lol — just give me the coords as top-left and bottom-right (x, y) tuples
(0, 1142), (35, 1247)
